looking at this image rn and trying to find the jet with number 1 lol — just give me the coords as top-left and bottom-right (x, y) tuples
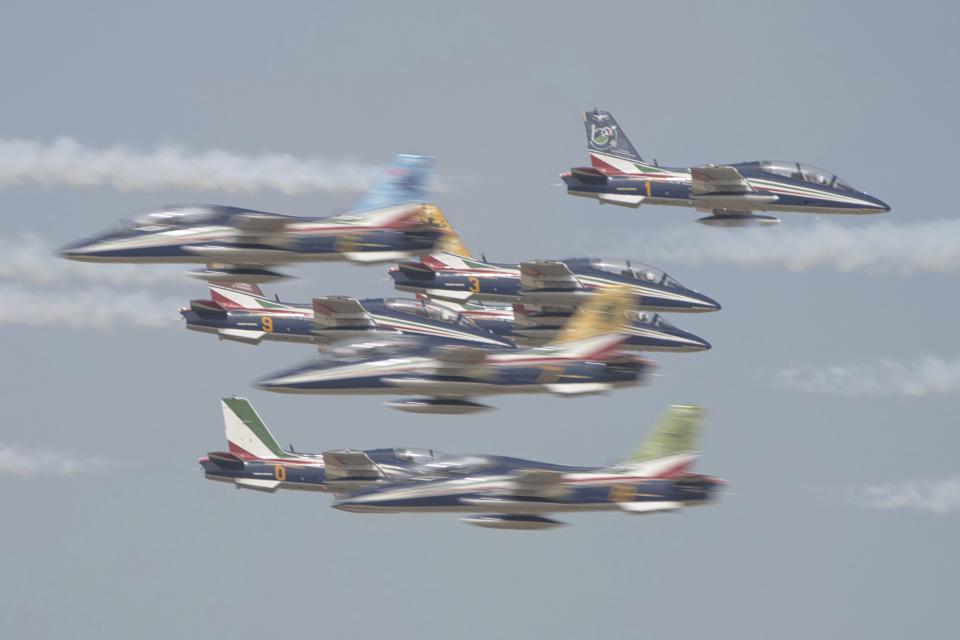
(59, 154), (445, 282)
(562, 110), (889, 226)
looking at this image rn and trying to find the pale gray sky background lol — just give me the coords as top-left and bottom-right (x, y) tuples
(1, 2), (957, 638)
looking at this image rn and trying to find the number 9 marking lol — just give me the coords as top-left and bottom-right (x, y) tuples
(261, 316), (274, 332)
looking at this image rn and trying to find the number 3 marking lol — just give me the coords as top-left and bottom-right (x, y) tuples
(468, 276), (480, 293)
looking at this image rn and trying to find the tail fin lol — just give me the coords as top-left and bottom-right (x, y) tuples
(353, 154), (432, 211)
(417, 204), (472, 258)
(209, 281), (267, 310)
(549, 285), (633, 345)
(629, 405), (704, 464)
(222, 397), (294, 460)
(583, 109), (651, 172)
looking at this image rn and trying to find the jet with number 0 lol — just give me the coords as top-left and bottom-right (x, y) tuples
(256, 285), (654, 414)
(333, 404), (722, 529)
(180, 281), (515, 349)
(390, 209), (720, 313)
(201, 396), (458, 493)
(562, 109), (889, 226)
(59, 154), (445, 281)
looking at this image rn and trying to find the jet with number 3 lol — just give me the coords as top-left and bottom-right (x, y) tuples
(562, 109), (889, 226)
(390, 210), (720, 313)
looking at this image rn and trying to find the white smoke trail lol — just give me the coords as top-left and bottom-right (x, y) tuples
(627, 219), (960, 275)
(0, 444), (113, 476)
(854, 475), (960, 514)
(0, 285), (181, 330)
(0, 137), (386, 194)
(0, 234), (185, 287)
(774, 356), (960, 397)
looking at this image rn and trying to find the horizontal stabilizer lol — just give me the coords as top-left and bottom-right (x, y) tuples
(343, 251), (420, 264)
(544, 382), (613, 396)
(235, 478), (282, 492)
(182, 245), (294, 264)
(189, 299), (227, 316)
(599, 193), (645, 206)
(218, 329), (266, 344)
(617, 500), (684, 514)
(570, 167), (609, 184)
(233, 212), (292, 232)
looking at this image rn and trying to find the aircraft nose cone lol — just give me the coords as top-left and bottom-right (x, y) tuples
(697, 294), (722, 312)
(57, 238), (92, 260)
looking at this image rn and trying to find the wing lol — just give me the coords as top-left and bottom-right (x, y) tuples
(429, 345), (491, 378)
(520, 261), (584, 293)
(322, 450), (386, 481)
(312, 297), (376, 330)
(690, 165), (778, 212)
(507, 469), (570, 499)
(617, 500), (684, 514)
(332, 203), (429, 231)
(690, 165), (753, 195)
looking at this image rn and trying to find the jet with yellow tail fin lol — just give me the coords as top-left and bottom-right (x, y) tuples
(256, 285), (654, 414)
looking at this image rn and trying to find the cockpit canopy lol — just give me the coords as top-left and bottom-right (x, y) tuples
(392, 448), (442, 464)
(383, 298), (477, 329)
(587, 258), (683, 289)
(419, 454), (494, 476)
(130, 205), (239, 230)
(631, 311), (673, 328)
(759, 161), (853, 191)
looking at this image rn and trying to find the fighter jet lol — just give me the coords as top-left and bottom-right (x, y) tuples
(59, 154), (444, 282)
(333, 404), (722, 529)
(426, 296), (711, 352)
(256, 285), (653, 414)
(562, 109), (890, 226)
(181, 281), (515, 348)
(201, 396), (450, 493)
(390, 209), (720, 312)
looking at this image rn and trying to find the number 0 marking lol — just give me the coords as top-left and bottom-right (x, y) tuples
(274, 465), (286, 481)
(261, 316), (274, 332)
(609, 483), (635, 503)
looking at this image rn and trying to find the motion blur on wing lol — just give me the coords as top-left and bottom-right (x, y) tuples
(334, 404), (722, 529)
(59, 154), (444, 281)
(256, 285), (654, 414)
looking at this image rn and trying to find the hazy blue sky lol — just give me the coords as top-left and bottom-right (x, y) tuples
(1, 2), (958, 638)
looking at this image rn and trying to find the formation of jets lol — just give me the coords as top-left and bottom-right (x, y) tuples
(61, 110), (888, 528)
